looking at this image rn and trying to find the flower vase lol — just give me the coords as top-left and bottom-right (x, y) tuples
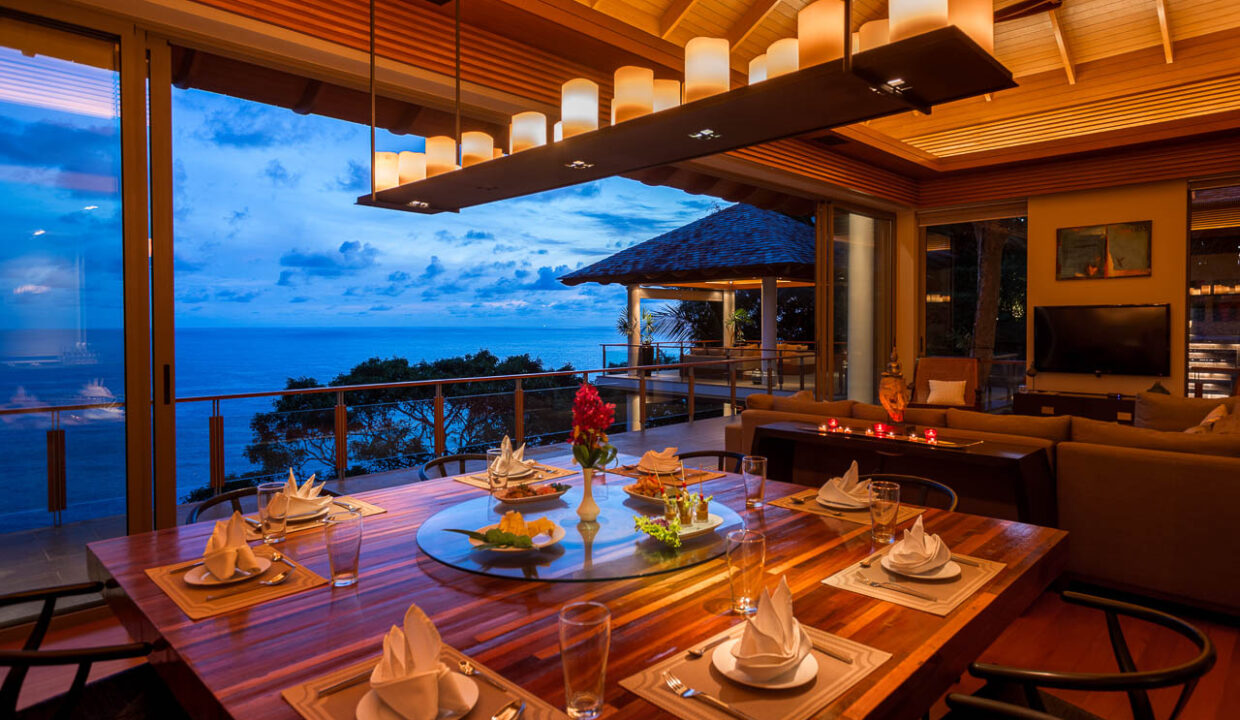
(577, 467), (600, 522)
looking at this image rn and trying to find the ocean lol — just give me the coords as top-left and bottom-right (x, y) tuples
(0, 326), (617, 531)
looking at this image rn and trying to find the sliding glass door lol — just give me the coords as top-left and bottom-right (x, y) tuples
(831, 208), (894, 402)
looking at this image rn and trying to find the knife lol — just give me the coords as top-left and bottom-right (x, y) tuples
(685, 634), (730, 659)
(854, 572), (935, 601)
(951, 554), (981, 567)
(810, 638), (854, 665)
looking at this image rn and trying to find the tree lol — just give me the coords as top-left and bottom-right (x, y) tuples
(972, 220), (1007, 381)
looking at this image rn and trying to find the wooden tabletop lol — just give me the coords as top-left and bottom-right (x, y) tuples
(88, 454), (1067, 720)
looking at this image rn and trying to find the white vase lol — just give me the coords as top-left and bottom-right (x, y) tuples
(577, 467), (600, 522)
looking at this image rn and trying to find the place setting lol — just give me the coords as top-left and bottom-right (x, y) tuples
(242, 470), (386, 542)
(454, 436), (577, 491)
(770, 461), (926, 526)
(610, 447), (728, 484)
(283, 603), (566, 720)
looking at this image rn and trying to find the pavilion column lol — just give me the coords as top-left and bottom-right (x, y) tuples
(761, 276), (777, 376)
(722, 289), (735, 347)
(626, 284), (642, 432)
(848, 214), (875, 401)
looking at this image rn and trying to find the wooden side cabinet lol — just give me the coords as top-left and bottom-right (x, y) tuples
(1013, 391), (1136, 424)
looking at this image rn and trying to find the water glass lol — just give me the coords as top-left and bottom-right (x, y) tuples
(741, 455), (768, 508)
(255, 481), (287, 544)
(869, 481), (901, 544)
(325, 509), (363, 587)
(725, 529), (766, 615)
(559, 601), (610, 720)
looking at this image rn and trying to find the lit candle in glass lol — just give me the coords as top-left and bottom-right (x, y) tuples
(396, 151), (425, 185)
(561, 78), (599, 137)
(613, 66), (654, 123)
(925, 428), (938, 444)
(510, 111), (547, 152)
(425, 136), (458, 176)
(865, 427), (874, 436)
(950, 0), (994, 53)
(890, 0), (949, 43)
(373, 151), (398, 191)
(684, 37), (730, 102)
(798, 0), (845, 66)
(460, 131), (493, 167)
(858, 19), (890, 51)
(766, 38), (799, 78)
(653, 79), (681, 111)
(827, 417), (839, 430)
(818, 423), (829, 433)
(748, 54), (768, 84)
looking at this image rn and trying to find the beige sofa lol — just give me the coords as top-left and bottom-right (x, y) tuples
(724, 391), (1240, 614)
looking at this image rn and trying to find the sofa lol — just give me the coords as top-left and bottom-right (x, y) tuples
(724, 391), (1240, 614)
(679, 345), (761, 379)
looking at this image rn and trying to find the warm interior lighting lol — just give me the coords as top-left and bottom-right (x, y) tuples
(767, 38), (799, 78)
(397, 151), (425, 184)
(890, 0), (949, 43)
(461, 131), (493, 167)
(798, 0), (845, 67)
(374, 151), (398, 191)
(858, 19), (890, 51)
(653, 79), (681, 111)
(684, 37), (730, 103)
(553, 121), (563, 141)
(492, 148), (503, 158)
(510, 111), (547, 152)
(613, 66), (654, 123)
(425, 136), (458, 176)
(949, 0), (994, 54)
(561, 78), (599, 137)
(748, 54), (768, 84)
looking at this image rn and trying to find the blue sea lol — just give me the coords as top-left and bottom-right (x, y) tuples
(0, 326), (616, 531)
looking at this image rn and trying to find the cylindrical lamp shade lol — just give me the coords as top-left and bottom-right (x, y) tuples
(890, 0), (949, 42)
(374, 151), (398, 191)
(397, 151), (425, 185)
(653, 79), (681, 111)
(493, 148), (503, 158)
(858, 19), (890, 51)
(949, 0), (994, 53)
(766, 38), (799, 78)
(553, 121), (563, 142)
(798, 0), (845, 66)
(748, 54), (768, 84)
(613, 66), (654, 123)
(684, 37), (730, 103)
(561, 78), (599, 137)
(461, 131), (493, 167)
(425, 136), (458, 176)
(510, 111), (547, 152)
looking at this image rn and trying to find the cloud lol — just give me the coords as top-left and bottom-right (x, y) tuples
(368, 304), (394, 312)
(417, 256), (445, 281)
(520, 182), (603, 204)
(0, 117), (120, 177)
(290, 296), (310, 303)
(215, 289), (260, 303)
(174, 255), (204, 272)
(577, 210), (678, 236)
(420, 282), (465, 301)
(178, 289), (211, 304)
(202, 105), (306, 148)
(473, 264), (572, 299)
(13, 284), (50, 295)
(277, 270), (297, 286)
(388, 271), (410, 282)
(333, 160), (368, 192)
(280, 241), (379, 278)
(262, 159), (299, 187)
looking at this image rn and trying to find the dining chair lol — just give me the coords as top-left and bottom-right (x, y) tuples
(418, 453), (490, 481)
(909, 356), (984, 410)
(0, 582), (187, 720)
(678, 450), (745, 473)
(186, 484), (340, 524)
(859, 473), (958, 512)
(944, 694), (1061, 719)
(951, 591), (1216, 720)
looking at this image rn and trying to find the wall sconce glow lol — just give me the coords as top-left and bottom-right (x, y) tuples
(461, 131), (493, 167)
(561, 78), (599, 137)
(373, 151), (398, 190)
(397, 151), (426, 184)
(684, 37), (730, 103)
(510, 111), (547, 152)
(425, 136), (458, 177)
(858, 19), (890, 51)
(949, 0), (994, 54)
(798, 0), (845, 66)
(653, 79), (682, 111)
(613, 66), (654, 123)
(748, 54), (768, 84)
(767, 38), (799, 78)
(890, 0), (949, 43)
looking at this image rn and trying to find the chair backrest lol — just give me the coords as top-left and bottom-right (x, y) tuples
(679, 450), (745, 473)
(186, 482), (340, 524)
(418, 454), (490, 482)
(860, 473), (958, 512)
(912, 356), (980, 405)
(945, 694), (1062, 719)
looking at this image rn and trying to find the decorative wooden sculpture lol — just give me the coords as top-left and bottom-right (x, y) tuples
(879, 348), (910, 423)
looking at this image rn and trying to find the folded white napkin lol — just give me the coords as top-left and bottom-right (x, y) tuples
(370, 604), (470, 720)
(731, 576), (810, 680)
(638, 447), (680, 473)
(817, 461), (869, 507)
(202, 512), (261, 580)
(282, 469), (333, 516)
(490, 435), (529, 476)
(886, 516), (951, 574)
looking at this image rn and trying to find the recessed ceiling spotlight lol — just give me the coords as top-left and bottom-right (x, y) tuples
(565, 160), (595, 170)
(689, 128), (722, 140)
(407, 200), (430, 209)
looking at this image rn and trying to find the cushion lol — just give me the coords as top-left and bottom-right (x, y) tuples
(769, 396), (856, 417)
(945, 408), (1072, 442)
(1184, 404), (1228, 434)
(1072, 416), (1240, 457)
(851, 403), (947, 427)
(1209, 412), (1240, 435)
(789, 390), (814, 401)
(1134, 392), (1240, 431)
(926, 379), (968, 406)
(745, 393), (775, 410)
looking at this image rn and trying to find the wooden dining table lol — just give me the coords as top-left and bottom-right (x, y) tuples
(87, 453), (1067, 720)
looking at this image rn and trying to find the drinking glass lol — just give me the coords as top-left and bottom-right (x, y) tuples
(559, 601), (610, 720)
(741, 455), (767, 508)
(725, 529), (766, 615)
(869, 481), (901, 544)
(255, 481), (287, 544)
(325, 508), (363, 587)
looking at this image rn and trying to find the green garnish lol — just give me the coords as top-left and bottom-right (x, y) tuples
(446, 528), (535, 550)
(551, 483), (571, 492)
(634, 515), (682, 548)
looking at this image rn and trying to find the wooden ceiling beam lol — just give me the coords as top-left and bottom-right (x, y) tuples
(728, 1), (783, 49)
(659, 0), (699, 39)
(1155, 0), (1174, 64)
(1047, 9), (1076, 85)
(994, 0), (1062, 23)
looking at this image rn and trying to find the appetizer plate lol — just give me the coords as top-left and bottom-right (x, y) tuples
(711, 638), (819, 690)
(356, 671), (478, 720)
(880, 556), (962, 581)
(183, 557), (273, 587)
(622, 484), (668, 507)
(467, 522), (566, 552)
(496, 484), (570, 505)
(679, 513), (724, 540)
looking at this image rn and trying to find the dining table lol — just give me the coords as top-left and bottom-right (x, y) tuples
(87, 452), (1068, 720)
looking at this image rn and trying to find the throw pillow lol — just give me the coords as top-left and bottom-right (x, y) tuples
(926, 379), (968, 406)
(1184, 404), (1228, 434)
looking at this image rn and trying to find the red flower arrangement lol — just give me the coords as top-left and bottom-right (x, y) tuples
(569, 381), (618, 469)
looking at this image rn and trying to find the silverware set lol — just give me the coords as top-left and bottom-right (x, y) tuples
(663, 671), (758, 720)
(853, 571), (935, 600)
(315, 660), (523, 719)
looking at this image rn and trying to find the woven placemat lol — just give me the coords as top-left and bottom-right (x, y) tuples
(146, 546), (328, 621)
(454, 462), (577, 490)
(282, 645), (567, 720)
(769, 488), (926, 525)
(821, 552), (1005, 616)
(244, 496), (386, 542)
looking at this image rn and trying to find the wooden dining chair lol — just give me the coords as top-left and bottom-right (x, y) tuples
(909, 356), (984, 410)
(678, 450), (745, 473)
(860, 473), (958, 512)
(186, 484), (340, 524)
(418, 453), (490, 481)
(950, 591), (1216, 720)
(944, 694), (1061, 719)
(0, 582), (187, 720)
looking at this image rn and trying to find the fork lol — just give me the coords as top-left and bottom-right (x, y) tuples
(663, 672), (758, 720)
(853, 571), (934, 600)
(205, 567), (295, 601)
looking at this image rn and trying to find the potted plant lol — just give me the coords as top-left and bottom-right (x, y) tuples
(569, 381), (617, 523)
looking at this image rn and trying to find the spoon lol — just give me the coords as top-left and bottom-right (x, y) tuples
(490, 699), (524, 720)
(458, 659), (508, 691)
(205, 567), (294, 600)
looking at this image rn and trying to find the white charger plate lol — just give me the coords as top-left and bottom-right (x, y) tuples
(492, 463), (535, 479)
(183, 557), (273, 587)
(356, 671), (478, 720)
(880, 556), (961, 581)
(679, 513), (724, 540)
(287, 504), (332, 523)
(466, 521), (566, 552)
(815, 495), (868, 511)
(711, 638), (819, 690)
(496, 485), (570, 505)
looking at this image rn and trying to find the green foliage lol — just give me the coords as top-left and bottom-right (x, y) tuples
(573, 442), (617, 470)
(445, 527), (534, 550)
(634, 515), (681, 548)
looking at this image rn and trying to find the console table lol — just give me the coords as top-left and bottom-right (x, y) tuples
(1013, 391), (1135, 424)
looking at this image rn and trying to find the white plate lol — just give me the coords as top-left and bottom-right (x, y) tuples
(711, 638), (819, 690)
(815, 495), (868, 511)
(880, 556), (962, 581)
(356, 671), (478, 720)
(493, 463), (535, 479)
(679, 513), (724, 540)
(287, 505), (332, 523)
(496, 484), (569, 505)
(622, 485), (670, 507)
(183, 557), (273, 587)
(466, 522), (566, 552)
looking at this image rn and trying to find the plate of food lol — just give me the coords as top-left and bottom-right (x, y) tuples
(679, 513), (724, 540)
(447, 510), (564, 552)
(623, 474), (682, 506)
(496, 482), (570, 505)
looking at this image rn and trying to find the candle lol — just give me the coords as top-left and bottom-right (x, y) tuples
(798, 0), (845, 66)
(373, 151), (398, 191)
(684, 37), (730, 102)
(653, 79), (681, 111)
(460, 131), (493, 167)
(890, 0), (949, 43)
(865, 428), (874, 436)
(748, 54), (768, 84)
(425, 136), (458, 176)
(561, 78), (599, 137)
(950, 0), (994, 54)
(613, 66), (654, 123)
(827, 418), (839, 430)
(925, 428), (938, 443)
(858, 19), (890, 51)
(396, 151), (425, 185)
(766, 38), (799, 78)
(510, 111), (547, 152)
(818, 424), (829, 433)
(553, 121), (563, 142)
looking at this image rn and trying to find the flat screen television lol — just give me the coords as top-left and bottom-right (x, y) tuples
(1033, 304), (1170, 376)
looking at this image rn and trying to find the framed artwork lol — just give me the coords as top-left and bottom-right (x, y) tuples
(1056, 220), (1151, 280)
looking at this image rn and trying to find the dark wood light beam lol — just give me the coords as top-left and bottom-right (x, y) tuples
(1048, 8), (1076, 85)
(1155, 0), (1174, 63)
(660, 0), (700, 39)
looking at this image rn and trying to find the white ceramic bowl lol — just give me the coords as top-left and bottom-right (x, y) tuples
(731, 626), (812, 681)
